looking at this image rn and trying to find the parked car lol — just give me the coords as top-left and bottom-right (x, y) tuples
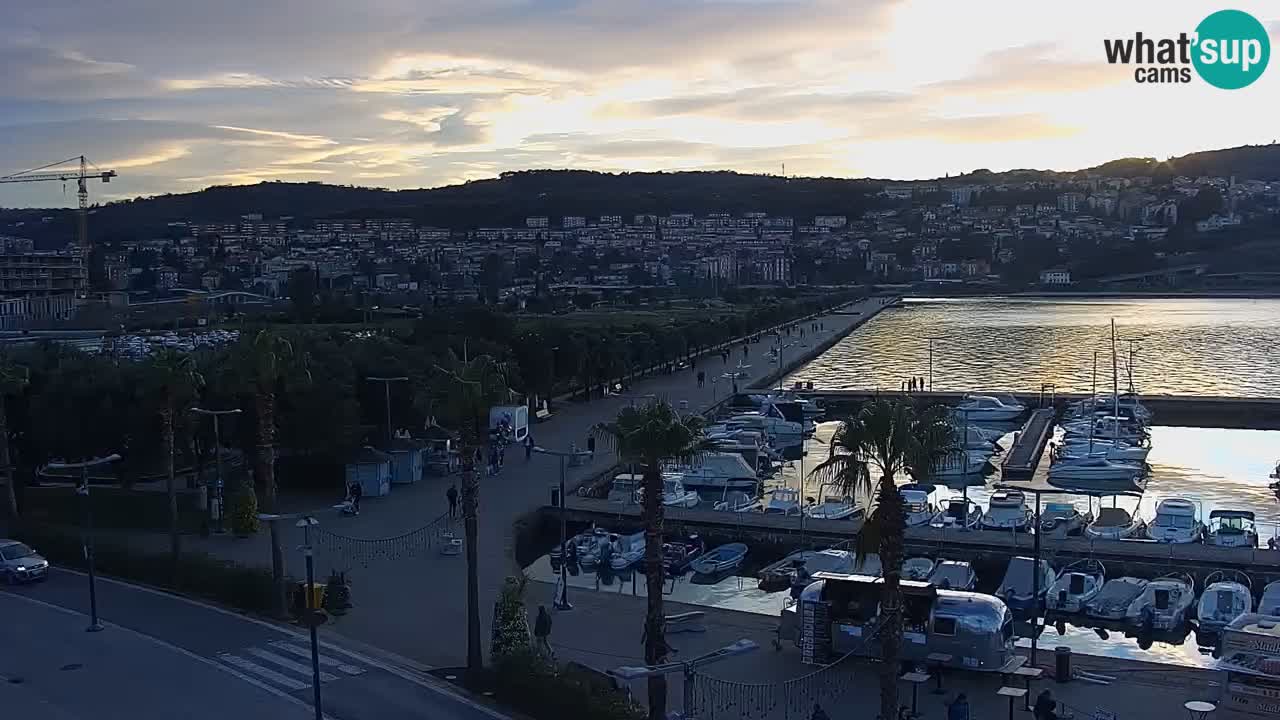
(1, 540), (50, 584)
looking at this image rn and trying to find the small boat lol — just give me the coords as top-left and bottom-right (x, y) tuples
(1259, 580), (1280, 616)
(1144, 498), (1204, 544)
(1055, 439), (1149, 463)
(758, 549), (860, 593)
(662, 535), (706, 574)
(903, 557), (935, 581)
(981, 490), (1033, 532)
(1126, 573), (1196, 631)
(762, 487), (802, 515)
(954, 394), (1026, 422)
(1206, 510), (1258, 548)
(609, 531), (646, 571)
(931, 449), (992, 478)
(996, 556), (1056, 612)
(902, 488), (939, 527)
(927, 559), (977, 591)
(666, 452), (760, 491)
(1197, 571), (1253, 632)
(1046, 559), (1106, 615)
(1047, 457), (1142, 483)
(938, 496), (982, 530)
(712, 489), (758, 512)
(1038, 502), (1090, 538)
(1084, 506), (1143, 540)
(661, 476), (701, 508)
(1085, 577), (1148, 621)
(567, 528), (610, 568)
(690, 543), (748, 576)
(803, 494), (862, 520)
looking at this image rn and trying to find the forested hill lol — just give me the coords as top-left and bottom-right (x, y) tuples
(3, 143), (1279, 245)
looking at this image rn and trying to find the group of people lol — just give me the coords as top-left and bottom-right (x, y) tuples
(902, 376), (928, 392)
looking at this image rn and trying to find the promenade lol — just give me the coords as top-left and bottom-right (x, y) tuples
(120, 295), (894, 670)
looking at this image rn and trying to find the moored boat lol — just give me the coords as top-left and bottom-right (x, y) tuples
(903, 557), (935, 581)
(1085, 577), (1148, 621)
(803, 494), (862, 520)
(1197, 571), (1254, 632)
(690, 542), (748, 576)
(927, 560), (977, 591)
(1038, 502), (1090, 538)
(1046, 559), (1105, 615)
(1084, 506), (1143, 540)
(1206, 510), (1258, 548)
(1144, 497), (1204, 544)
(938, 496), (982, 530)
(981, 490), (1033, 532)
(1126, 573), (1196, 631)
(996, 556), (1055, 612)
(902, 488), (939, 527)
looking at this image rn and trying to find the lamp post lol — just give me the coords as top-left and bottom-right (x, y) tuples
(610, 639), (759, 718)
(191, 407), (241, 534)
(366, 376), (409, 447)
(533, 445), (593, 610)
(46, 453), (121, 632)
(925, 336), (943, 392)
(295, 515), (323, 720)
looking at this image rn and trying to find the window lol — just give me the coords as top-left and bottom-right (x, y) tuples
(932, 617), (957, 636)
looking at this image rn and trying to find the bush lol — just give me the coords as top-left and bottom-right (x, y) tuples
(14, 522), (277, 613)
(230, 487), (259, 536)
(493, 651), (643, 720)
(491, 575), (532, 660)
(20, 485), (206, 532)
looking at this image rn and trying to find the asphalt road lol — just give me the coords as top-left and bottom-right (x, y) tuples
(0, 569), (507, 720)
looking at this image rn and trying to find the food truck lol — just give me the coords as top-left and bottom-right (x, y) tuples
(1216, 614), (1280, 718)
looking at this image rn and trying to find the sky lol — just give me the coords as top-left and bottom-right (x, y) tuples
(2, 0), (1278, 207)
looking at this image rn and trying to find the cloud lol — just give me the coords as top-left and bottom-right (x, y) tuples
(212, 125), (338, 149)
(926, 43), (1124, 97)
(863, 113), (1080, 143)
(0, 43), (150, 100)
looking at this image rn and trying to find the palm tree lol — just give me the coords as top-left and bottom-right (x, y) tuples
(431, 352), (509, 677)
(0, 355), (28, 525)
(231, 330), (310, 513)
(142, 349), (204, 581)
(808, 399), (955, 720)
(592, 401), (709, 720)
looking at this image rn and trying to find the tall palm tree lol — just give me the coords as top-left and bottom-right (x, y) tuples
(142, 349), (204, 581)
(431, 352), (509, 677)
(592, 401), (709, 720)
(232, 330), (310, 513)
(808, 399), (955, 720)
(0, 355), (28, 525)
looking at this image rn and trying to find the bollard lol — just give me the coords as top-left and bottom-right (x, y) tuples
(1055, 646), (1071, 683)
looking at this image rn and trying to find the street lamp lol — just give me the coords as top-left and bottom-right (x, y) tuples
(533, 445), (593, 610)
(45, 453), (122, 632)
(191, 407), (242, 535)
(295, 515), (323, 720)
(366, 376), (409, 447)
(610, 639), (760, 718)
(925, 336), (943, 392)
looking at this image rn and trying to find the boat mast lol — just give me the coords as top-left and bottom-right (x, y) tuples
(1110, 319), (1120, 442)
(1090, 350), (1097, 455)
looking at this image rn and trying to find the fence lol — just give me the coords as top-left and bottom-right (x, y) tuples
(312, 510), (454, 566)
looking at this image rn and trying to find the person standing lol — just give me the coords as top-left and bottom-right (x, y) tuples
(534, 605), (554, 659)
(446, 483), (458, 518)
(348, 478), (363, 516)
(1033, 690), (1057, 720)
(697, 370), (705, 388)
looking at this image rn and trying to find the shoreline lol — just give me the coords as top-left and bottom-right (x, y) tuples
(903, 290), (1280, 300)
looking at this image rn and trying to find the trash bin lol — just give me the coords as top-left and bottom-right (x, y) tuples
(1055, 646), (1071, 683)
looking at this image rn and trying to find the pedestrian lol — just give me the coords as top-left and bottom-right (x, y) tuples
(697, 370), (705, 388)
(1033, 689), (1057, 720)
(947, 693), (970, 720)
(348, 478), (363, 516)
(534, 605), (554, 659)
(732, 381), (739, 394)
(447, 483), (458, 518)
(525, 433), (534, 461)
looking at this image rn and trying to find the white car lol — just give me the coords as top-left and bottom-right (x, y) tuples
(1, 539), (50, 584)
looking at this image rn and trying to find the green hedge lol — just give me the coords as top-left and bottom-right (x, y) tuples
(493, 651), (643, 720)
(21, 485), (207, 533)
(14, 522), (277, 614)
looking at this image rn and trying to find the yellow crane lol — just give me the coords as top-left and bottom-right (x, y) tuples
(0, 156), (118, 253)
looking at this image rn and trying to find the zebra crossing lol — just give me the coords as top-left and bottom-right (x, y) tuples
(217, 640), (368, 692)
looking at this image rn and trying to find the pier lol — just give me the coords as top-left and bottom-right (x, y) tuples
(1000, 408), (1056, 480)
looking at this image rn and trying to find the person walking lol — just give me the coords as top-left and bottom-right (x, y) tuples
(348, 478), (363, 516)
(446, 483), (458, 518)
(697, 370), (705, 388)
(525, 433), (534, 461)
(534, 605), (554, 659)
(947, 693), (970, 720)
(1033, 689), (1057, 720)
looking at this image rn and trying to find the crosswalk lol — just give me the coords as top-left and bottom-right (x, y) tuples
(217, 640), (367, 692)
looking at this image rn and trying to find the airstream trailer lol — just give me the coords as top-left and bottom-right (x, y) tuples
(781, 572), (1019, 672)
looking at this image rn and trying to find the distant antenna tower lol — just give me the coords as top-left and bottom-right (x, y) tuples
(781, 162), (786, 177)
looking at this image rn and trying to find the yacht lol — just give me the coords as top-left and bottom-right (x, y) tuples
(926, 559), (977, 590)
(1047, 457), (1142, 484)
(932, 449), (992, 478)
(938, 496), (982, 529)
(1206, 510), (1259, 548)
(981, 490), (1033, 532)
(707, 430), (776, 475)
(803, 494), (862, 520)
(1053, 442), (1149, 464)
(666, 452), (759, 491)
(1046, 559), (1106, 615)
(1084, 506), (1143, 540)
(902, 488), (939, 527)
(715, 407), (804, 443)
(1197, 571), (1254, 633)
(1144, 498), (1204, 544)
(1038, 502), (1090, 538)
(953, 394), (1026, 422)
(1126, 573), (1196, 631)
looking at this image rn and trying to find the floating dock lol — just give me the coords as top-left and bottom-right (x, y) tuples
(1000, 408), (1056, 480)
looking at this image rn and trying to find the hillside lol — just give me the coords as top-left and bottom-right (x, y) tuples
(2, 143), (1279, 246)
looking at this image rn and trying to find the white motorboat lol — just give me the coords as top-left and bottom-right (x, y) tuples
(1126, 573), (1196, 631)
(1206, 510), (1259, 548)
(712, 488), (758, 513)
(931, 449), (992, 478)
(708, 430), (775, 475)
(1197, 571), (1254, 632)
(903, 557), (935, 581)
(575, 528), (612, 569)
(996, 556), (1056, 612)
(661, 476), (701, 509)
(717, 408), (804, 443)
(1047, 457), (1141, 483)
(1046, 559), (1106, 614)
(956, 424), (1000, 450)
(902, 489), (939, 527)
(1062, 416), (1147, 444)
(1259, 580), (1280, 616)
(1084, 506), (1143, 540)
(757, 549), (857, 592)
(927, 560), (977, 590)
(609, 531), (646, 571)
(938, 496), (982, 529)
(762, 487), (802, 515)
(1085, 577), (1149, 621)
(1144, 497), (1204, 544)
(666, 452), (759, 491)
(981, 490), (1033, 532)
(803, 494), (862, 520)
(953, 394), (1025, 422)
(1053, 443), (1149, 464)
(1038, 502), (1090, 538)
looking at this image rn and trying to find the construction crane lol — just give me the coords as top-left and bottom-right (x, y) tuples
(0, 156), (118, 253)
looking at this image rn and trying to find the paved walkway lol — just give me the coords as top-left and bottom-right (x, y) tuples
(113, 296), (893, 670)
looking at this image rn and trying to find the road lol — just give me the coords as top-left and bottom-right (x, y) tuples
(0, 570), (507, 720)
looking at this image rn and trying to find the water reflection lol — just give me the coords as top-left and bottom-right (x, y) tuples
(786, 297), (1280, 397)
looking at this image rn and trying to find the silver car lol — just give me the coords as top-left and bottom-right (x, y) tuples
(0, 539), (50, 584)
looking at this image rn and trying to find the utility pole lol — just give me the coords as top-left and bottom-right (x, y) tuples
(46, 454), (121, 632)
(192, 407), (241, 534)
(925, 336), (943, 392)
(296, 516), (323, 720)
(533, 446), (592, 610)
(366, 376), (408, 447)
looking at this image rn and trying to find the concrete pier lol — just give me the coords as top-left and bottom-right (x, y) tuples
(1000, 408), (1056, 480)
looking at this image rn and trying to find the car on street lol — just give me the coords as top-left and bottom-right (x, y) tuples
(1, 539), (50, 584)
